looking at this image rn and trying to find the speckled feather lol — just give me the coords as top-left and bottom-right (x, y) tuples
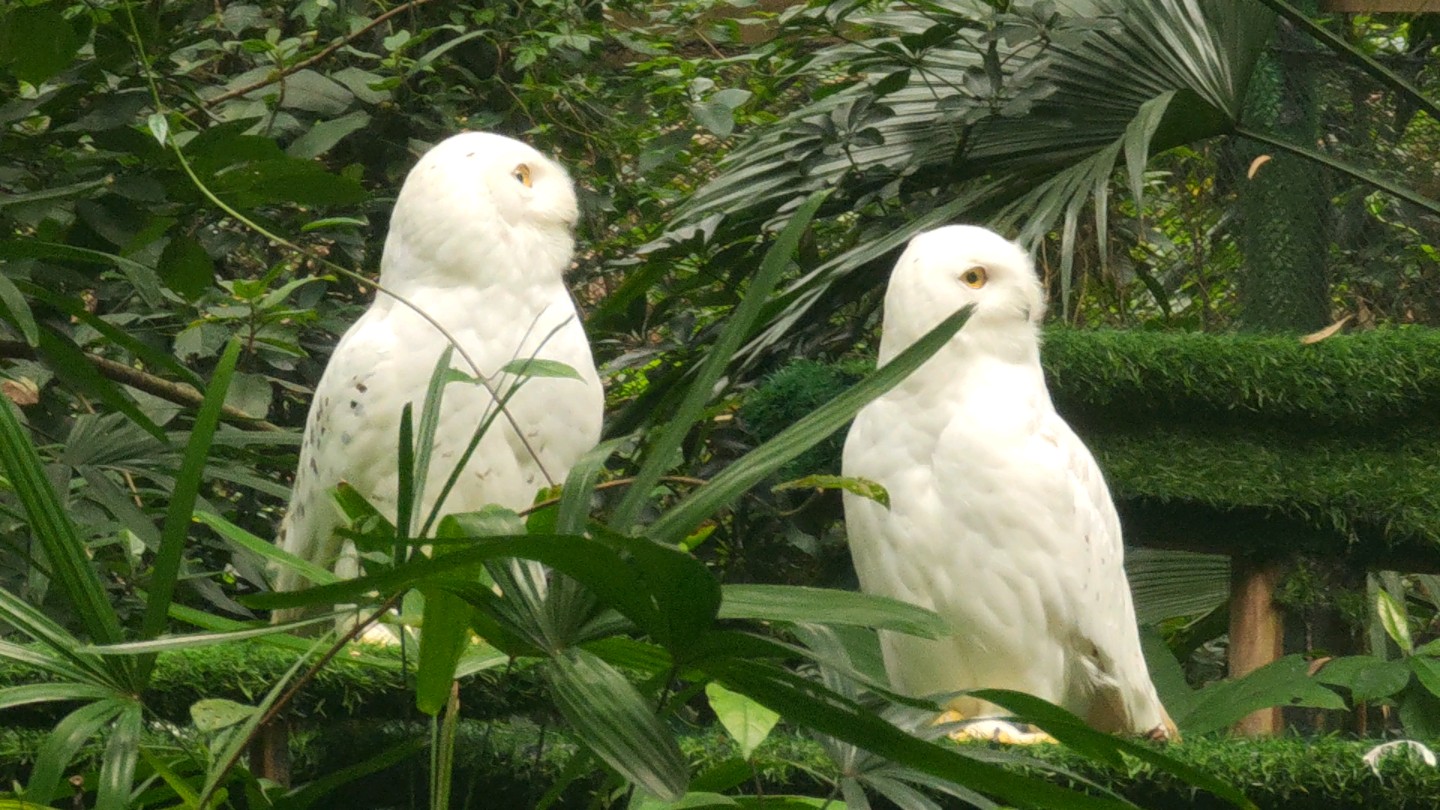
(275, 132), (603, 603)
(842, 226), (1176, 739)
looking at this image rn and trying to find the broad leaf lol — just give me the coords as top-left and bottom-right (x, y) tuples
(719, 584), (945, 639)
(546, 647), (688, 801)
(705, 682), (780, 760)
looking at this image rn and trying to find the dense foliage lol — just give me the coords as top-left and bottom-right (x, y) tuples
(3, 0), (1440, 807)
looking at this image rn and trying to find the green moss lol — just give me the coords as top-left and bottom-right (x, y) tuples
(0, 641), (545, 727)
(7, 717), (1440, 809)
(1092, 425), (1440, 557)
(1042, 327), (1440, 432)
(744, 328), (1440, 560)
(740, 359), (866, 478)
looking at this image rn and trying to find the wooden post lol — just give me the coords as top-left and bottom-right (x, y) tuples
(247, 719), (292, 786)
(1229, 557), (1286, 736)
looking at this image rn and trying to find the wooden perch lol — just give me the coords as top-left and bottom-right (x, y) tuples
(0, 340), (284, 432)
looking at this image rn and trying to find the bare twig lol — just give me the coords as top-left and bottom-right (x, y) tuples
(0, 340), (284, 432)
(200, 0), (435, 109)
(517, 475), (709, 517)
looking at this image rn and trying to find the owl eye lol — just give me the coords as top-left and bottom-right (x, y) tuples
(959, 266), (988, 288)
(512, 163), (533, 187)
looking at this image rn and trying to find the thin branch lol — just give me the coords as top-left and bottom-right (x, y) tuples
(0, 340), (283, 432)
(516, 475), (709, 517)
(200, 0), (435, 108)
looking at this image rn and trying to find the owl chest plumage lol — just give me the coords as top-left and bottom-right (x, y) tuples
(279, 281), (602, 580)
(845, 354), (1086, 644)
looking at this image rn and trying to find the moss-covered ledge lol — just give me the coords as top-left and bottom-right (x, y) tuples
(0, 641), (545, 728)
(8, 720), (1435, 810)
(1092, 425), (1440, 570)
(1042, 327), (1440, 432)
(743, 327), (1440, 566)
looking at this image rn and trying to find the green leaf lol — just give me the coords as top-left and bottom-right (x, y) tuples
(1175, 654), (1344, 736)
(28, 699), (126, 803)
(0, 241), (165, 307)
(300, 216), (368, 233)
(94, 703), (142, 810)
(546, 647), (688, 801)
(157, 235), (215, 300)
(709, 661), (1136, 810)
(613, 190), (830, 532)
(37, 326), (166, 441)
(0, 272), (38, 346)
(416, 587), (473, 716)
(971, 689), (1255, 810)
(0, 401), (124, 646)
(692, 101), (737, 138)
(284, 738), (427, 810)
(0, 682), (118, 712)
(140, 340), (241, 643)
(557, 437), (627, 535)
(1376, 589), (1414, 655)
(601, 528), (720, 657)
(0, 4), (87, 84)
(646, 304), (973, 546)
(410, 346), (457, 537)
(196, 640), (324, 807)
(146, 112), (169, 147)
(250, 529), (711, 655)
(1409, 655), (1440, 700)
(772, 474), (889, 507)
(705, 682), (780, 760)
(20, 282), (200, 386)
(719, 584), (944, 639)
(1398, 681), (1440, 739)
(194, 509), (339, 587)
(499, 357), (584, 381)
(75, 615), (335, 655)
(287, 110), (372, 159)
(0, 591), (111, 683)
(1315, 655), (1411, 702)
(189, 698), (256, 733)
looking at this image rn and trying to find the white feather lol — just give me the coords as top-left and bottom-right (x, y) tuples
(842, 225), (1174, 737)
(275, 132), (603, 604)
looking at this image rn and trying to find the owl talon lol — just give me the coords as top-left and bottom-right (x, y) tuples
(939, 716), (1058, 745)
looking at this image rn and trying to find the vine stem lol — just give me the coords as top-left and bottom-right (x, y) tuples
(123, 0), (560, 472)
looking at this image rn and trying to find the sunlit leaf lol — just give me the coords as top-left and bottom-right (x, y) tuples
(706, 682), (780, 760)
(773, 474), (889, 507)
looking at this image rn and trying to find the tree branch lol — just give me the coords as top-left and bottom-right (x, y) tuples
(0, 341), (284, 432)
(200, 0), (436, 109)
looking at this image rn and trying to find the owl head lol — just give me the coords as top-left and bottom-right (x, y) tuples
(877, 225), (1045, 364)
(379, 132), (580, 288)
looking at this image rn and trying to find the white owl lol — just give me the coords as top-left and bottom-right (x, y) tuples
(841, 225), (1177, 742)
(274, 132), (604, 618)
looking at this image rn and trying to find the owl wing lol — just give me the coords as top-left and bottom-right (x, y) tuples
(276, 293), (604, 597)
(1041, 412), (1172, 735)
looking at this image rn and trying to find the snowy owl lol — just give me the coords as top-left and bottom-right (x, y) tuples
(841, 225), (1177, 742)
(274, 132), (604, 619)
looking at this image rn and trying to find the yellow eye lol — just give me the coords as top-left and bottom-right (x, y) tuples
(960, 266), (987, 288)
(512, 163), (533, 187)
